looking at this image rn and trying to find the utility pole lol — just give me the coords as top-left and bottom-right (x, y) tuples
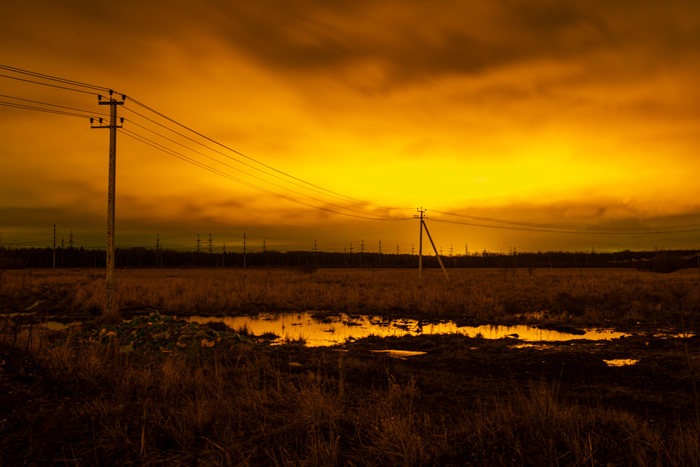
(208, 234), (213, 253)
(396, 244), (399, 255)
(243, 233), (246, 268)
(93, 90), (124, 318)
(61, 237), (64, 268)
(155, 234), (161, 268)
(378, 239), (382, 254)
(414, 208), (425, 280)
(422, 218), (451, 283)
(53, 224), (56, 268)
(222, 243), (226, 268)
(349, 243), (353, 254)
(196, 234), (201, 253)
(263, 238), (266, 252)
(360, 240), (365, 254)
(69, 231), (74, 249)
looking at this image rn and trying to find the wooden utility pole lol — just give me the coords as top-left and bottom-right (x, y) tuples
(93, 90), (124, 319)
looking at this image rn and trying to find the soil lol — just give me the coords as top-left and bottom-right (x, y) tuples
(3, 320), (698, 437)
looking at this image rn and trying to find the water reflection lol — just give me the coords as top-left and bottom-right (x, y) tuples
(604, 359), (640, 367)
(185, 312), (632, 347)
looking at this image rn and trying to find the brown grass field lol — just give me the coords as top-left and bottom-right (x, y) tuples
(1, 267), (699, 466)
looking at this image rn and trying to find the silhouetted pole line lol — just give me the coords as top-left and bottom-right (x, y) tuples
(92, 91), (125, 318)
(243, 233), (247, 268)
(52, 224), (56, 268)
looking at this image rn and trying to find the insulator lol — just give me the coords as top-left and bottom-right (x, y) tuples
(90, 118), (93, 124)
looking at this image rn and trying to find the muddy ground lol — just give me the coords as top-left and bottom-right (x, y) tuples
(2, 314), (699, 436)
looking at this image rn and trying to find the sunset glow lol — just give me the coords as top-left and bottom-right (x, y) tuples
(2, 0), (700, 253)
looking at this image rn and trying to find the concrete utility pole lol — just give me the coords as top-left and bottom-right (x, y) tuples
(53, 224), (56, 268)
(93, 90), (124, 319)
(422, 219), (451, 283)
(415, 208), (425, 280)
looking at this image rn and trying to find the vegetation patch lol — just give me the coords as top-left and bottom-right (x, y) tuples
(58, 312), (246, 354)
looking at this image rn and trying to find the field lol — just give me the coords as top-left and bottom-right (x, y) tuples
(1, 267), (699, 466)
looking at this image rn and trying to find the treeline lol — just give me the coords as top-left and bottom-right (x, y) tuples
(1, 246), (698, 272)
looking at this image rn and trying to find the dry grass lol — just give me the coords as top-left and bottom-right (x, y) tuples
(2, 325), (699, 466)
(2, 267), (699, 330)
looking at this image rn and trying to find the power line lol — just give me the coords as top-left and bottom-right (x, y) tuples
(0, 73), (106, 97)
(0, 100), (99, 119)
(121, 119), (404, 219)
(0, 93), (110, 117)
(0, 64), (110, 92)
(120, 128), (411, 221)
(0, 63), (409, 214)
(429, 216), (700, 235)
(431, 209), (700, 232)
(121, 105), (411, 212)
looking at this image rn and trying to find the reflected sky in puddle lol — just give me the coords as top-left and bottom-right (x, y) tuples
(604, 359), (640, 367)
(40, 321), (83, 331)
(185, 312), (632, 347)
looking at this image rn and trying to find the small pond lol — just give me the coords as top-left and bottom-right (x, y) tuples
(185, 312), (632, 347)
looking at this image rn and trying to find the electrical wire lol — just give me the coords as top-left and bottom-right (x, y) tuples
(121, 128), (412, 221)
(429, 216), (700, 234)
(0, 73), (107, 97)
(0, 93), (110, 117)
(0, 100), (99, 119)
(122, 105), (412, 212)
(0, 64), (110, 92)
(431, 209), (700, 232)
(122, 118), (403, 219)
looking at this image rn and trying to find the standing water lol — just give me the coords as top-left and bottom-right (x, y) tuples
(185, 312), (631, 347)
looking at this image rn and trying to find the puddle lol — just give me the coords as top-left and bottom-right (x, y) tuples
(41, 321), (83, 331)
(604, 359), (640, 367)
(3, 312), (37, 318)
(184, 313), (633, 347)
(371, 350), (427, 359)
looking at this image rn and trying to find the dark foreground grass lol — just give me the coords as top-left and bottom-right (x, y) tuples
(1, 326), (699, 467)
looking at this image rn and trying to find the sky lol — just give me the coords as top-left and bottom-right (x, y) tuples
(2, 0), (700, 254)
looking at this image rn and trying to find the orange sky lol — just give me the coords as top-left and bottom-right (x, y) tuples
(2, 0), (700, 253)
